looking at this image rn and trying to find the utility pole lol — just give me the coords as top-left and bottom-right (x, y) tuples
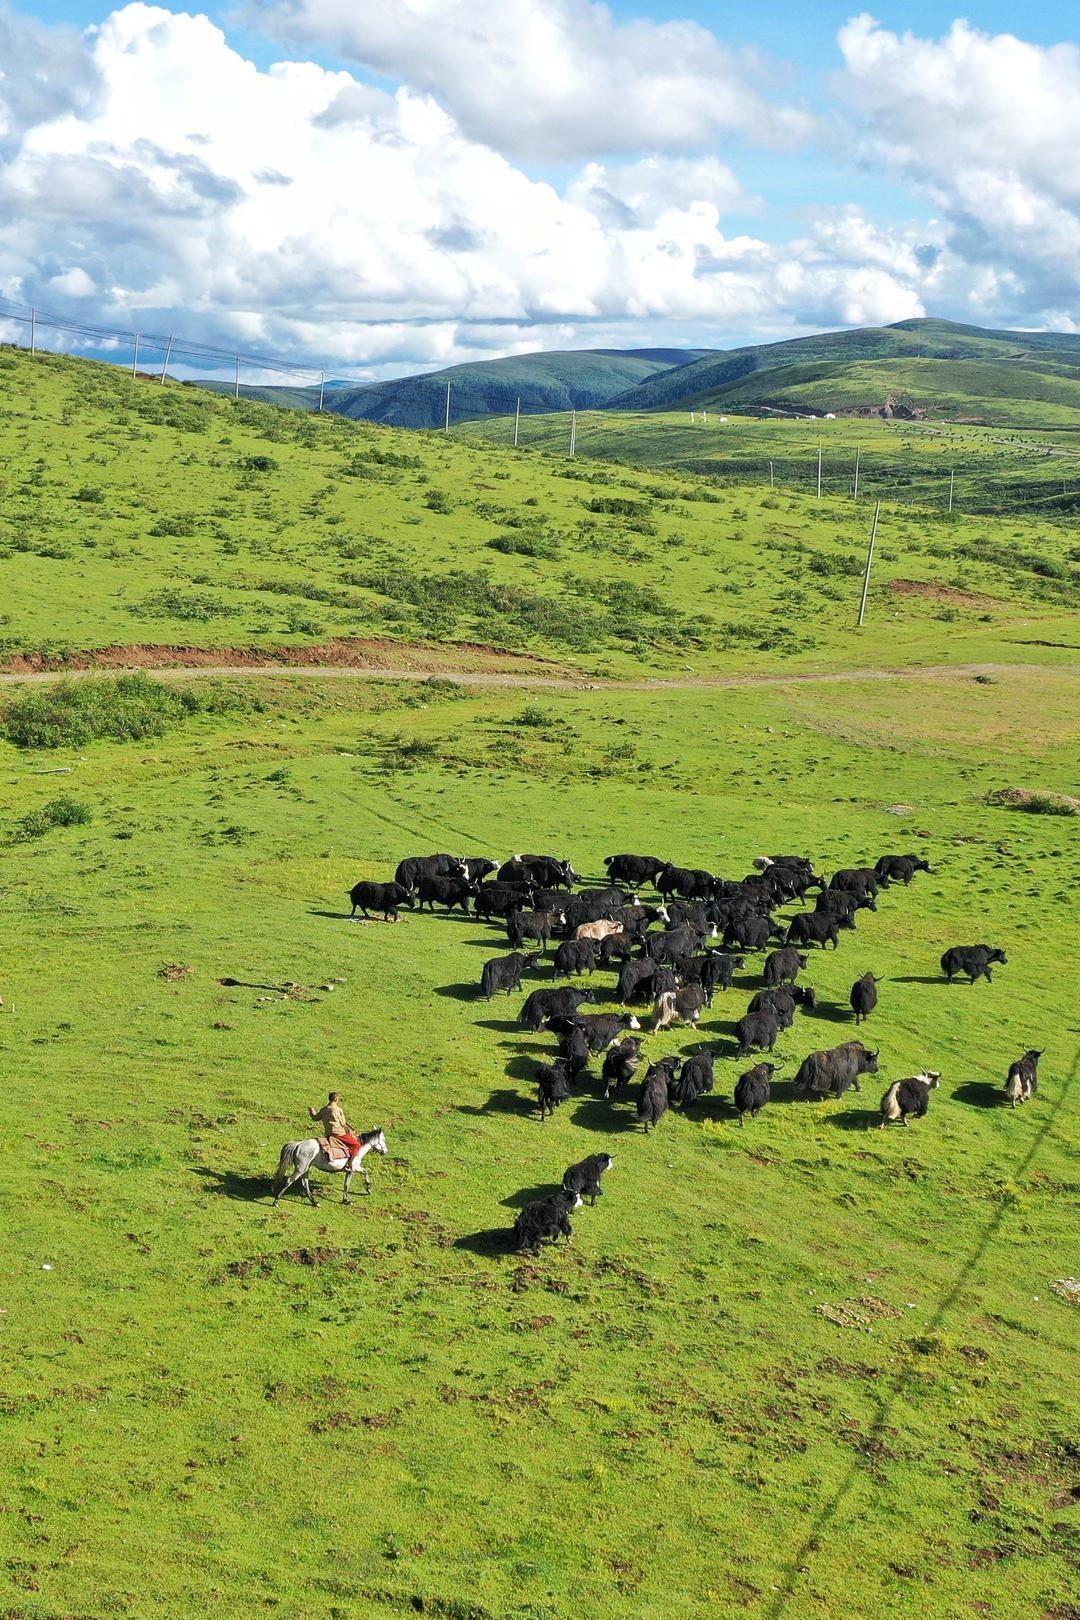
(817, 441), (822, 500)
(234, 355), (240, 401)
(30, 307), (36, 355)
(769, 459), (774, 488)
(131, 333), (140, 377)
(318, 373), (326, 413)
(853, 445), (860, 501)
(947, 468), (956, 513)
(569, 409), (577, 457)
(159, 334), (173, 383)
(857, 501), (881, 627)
(444, 380), (451, 433)
(513, 396), (520, 447)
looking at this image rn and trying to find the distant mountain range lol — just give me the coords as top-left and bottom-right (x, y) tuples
(200, 319), (1080, 429)
(201, 347), (710, 424)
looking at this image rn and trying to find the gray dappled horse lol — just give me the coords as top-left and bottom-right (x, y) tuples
(272, 1128), (388, 1205)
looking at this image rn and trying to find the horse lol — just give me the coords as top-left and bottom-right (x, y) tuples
(271, 1127), (388, 1205)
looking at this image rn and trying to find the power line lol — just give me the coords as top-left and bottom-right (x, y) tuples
(0, 296), (382, 390)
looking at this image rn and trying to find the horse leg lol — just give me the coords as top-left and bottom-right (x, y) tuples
(361, 1162), (372, 1195)
(274, 1165), (304, 1205)
(342, 1168), (352, 1204)
(301, 1174), (318, 1207)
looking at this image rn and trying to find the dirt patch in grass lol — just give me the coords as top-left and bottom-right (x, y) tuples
(0, 636), (572, 677)
(887, 578), (1007, 608)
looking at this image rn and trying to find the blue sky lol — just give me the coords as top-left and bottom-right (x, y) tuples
(2, 0), (1078, 377)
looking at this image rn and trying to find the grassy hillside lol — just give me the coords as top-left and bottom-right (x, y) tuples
(464, 404), (1080, 518)
(690, 356), (1080, 427)
(1, 665), (1076, 1620)
(196, 320), (1080, 430)
(324, 348), (710, 429)
(1, 345), (1078, 679)
(606, 318), (1080, 425)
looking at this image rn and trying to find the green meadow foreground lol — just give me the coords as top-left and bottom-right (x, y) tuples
(1, 666), (1077, 1620)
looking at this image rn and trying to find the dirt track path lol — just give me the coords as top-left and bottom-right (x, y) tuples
(0, 660), (1072, 691)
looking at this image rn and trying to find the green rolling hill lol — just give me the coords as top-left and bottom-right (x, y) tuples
(196, 348), (712, 427)
(326, 346), (711, 428)
(197, 319), (1080, 432)
(606, 318), (1080, 425)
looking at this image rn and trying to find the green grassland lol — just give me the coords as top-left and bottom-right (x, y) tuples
(1, 665), (1077, 1620)
(464, 406), (1080, 517)
(1, 347), (1079, 679)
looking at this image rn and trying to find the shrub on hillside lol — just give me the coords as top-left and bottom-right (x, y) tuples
(148, 516), (198, 537)
(134, 587), (239, 621)
(12, 794), (93, 841)
(1, 673), (255, 748)
(586, 496), (650, 517)
(488, 532), (560, 559)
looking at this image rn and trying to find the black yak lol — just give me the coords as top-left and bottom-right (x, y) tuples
(880, 1071), (941, 1128)
(793, 1041), (879, 1100)
(1005, 1049), (1043, 1108)
(562, 1153), (613, 1204)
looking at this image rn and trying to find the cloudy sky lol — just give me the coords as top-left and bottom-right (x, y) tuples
(1, 0), (1078, 379)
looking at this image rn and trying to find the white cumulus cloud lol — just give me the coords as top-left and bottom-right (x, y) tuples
(837, 14), (1080, 319)
(247, 0), (813, 159)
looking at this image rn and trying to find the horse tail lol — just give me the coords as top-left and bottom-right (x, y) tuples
(272, 1141), (298, 1191)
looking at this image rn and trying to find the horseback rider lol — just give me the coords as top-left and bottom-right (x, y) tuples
(308, 1092), (362, 1167)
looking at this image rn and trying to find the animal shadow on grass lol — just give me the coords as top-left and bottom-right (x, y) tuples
(458, 1089), (535, 1119)
(433, 982), (480, 1001)
(505, 1053), (549, 1083)
(768, 1078), (800, 1105)
(454, 1226), (514, 1257)
(953, 1080), (1003, 1109)
(475, 1017), (521, 1033)
(572, 1097), (638, 1133)
(309, 908), (355, 922)
(892, 974), (943, 986)
(822, 1106), (881, 1131)
(814, 1000), (854, 1026)
(191, 1166), (269, 1202)
(500, 1182), (561, 1209)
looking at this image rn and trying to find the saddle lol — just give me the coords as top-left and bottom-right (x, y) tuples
(317, 1137), (351, 1167)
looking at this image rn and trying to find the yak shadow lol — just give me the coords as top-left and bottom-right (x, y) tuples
(191, 1166), (269, 1202)
(953, 1080), (1004, 1109)
(453, 1226), (514, 1257)
(308, 908), (356, 922)
(474, 1017), (523, 1034)
(822, 1107), (881, 1131)
(433, 982), (482, 1001)
(814, 1001), (855, 1025)
(892, 974), (944, 986)
(499, 1182), (561, 1209)
(458, 1088), (535, 1119)
(767, 1078), (801, 1105)
(505, 1053), (554, 1083)
(571, 1097), (638, 1133)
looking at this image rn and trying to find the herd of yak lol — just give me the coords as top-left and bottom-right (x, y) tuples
(348, 850), (1042, 1254)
